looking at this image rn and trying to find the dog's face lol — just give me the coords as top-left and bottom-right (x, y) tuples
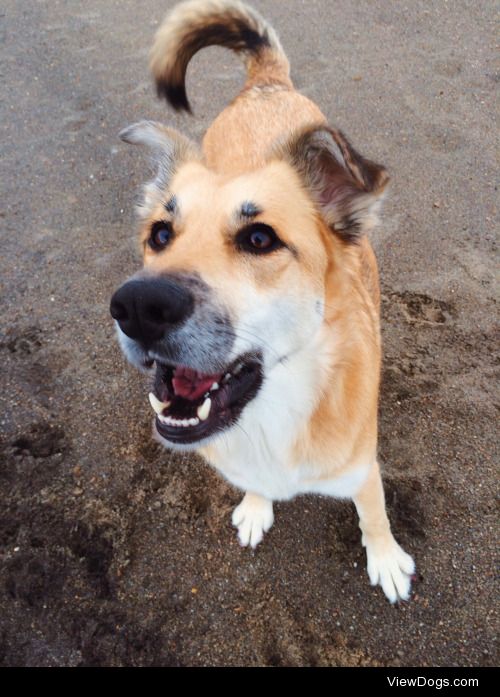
(111, 121), (387, 449)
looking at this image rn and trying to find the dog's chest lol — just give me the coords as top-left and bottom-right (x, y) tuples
(201, 426), (368, 501)
(198, 352), (369, 501)
(204, 430), (302, 500)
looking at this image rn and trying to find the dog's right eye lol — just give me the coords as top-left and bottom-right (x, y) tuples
(149, 221), (174, 251)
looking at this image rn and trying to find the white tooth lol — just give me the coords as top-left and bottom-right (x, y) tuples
(233, 363), (243, 375)
(149, 392), (170, 415)
(223, 373), (231, 383)
(157, 411), (201, 428)
(210, 382), (219, 391)
(197, 397), (211, 421)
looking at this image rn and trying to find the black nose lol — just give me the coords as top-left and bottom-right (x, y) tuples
(110, 277), (194, 346)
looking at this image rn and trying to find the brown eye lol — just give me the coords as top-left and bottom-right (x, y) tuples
(149, 221), (173, 251)
(236, 224), (283, 255)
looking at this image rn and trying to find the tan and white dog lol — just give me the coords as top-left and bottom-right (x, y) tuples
(110, 0), (415, 602)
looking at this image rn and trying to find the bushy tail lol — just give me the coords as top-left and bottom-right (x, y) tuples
(150, 0), (291, 112)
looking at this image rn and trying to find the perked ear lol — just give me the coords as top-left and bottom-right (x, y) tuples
(273, 125), (389, 241)
(119, 120), (200, 217)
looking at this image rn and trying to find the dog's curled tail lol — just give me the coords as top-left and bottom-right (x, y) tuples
(150, 0), (291, 112)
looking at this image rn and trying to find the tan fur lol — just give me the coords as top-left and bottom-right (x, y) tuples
(120, 0), (414, 602)
(203, 89), (324, 174)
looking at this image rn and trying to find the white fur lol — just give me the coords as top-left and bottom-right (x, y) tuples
(361, 533), (415, 603)
(302, 464), (370, 499)
(116, 324), (153, 374)
(200, 323), (370, 502)
(227, 284), (325, 372)
(231, 492), (274, 548)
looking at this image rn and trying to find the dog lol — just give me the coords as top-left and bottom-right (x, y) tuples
(110, 0), (415, 603)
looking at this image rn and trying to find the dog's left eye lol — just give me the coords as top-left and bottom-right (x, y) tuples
(149, 221), (173, 251)
(236, 224), (283, 255)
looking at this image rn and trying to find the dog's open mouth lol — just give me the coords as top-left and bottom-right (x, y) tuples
(149, 352), (263, 444)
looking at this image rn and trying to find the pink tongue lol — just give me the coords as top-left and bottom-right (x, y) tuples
(171, 366), (220, 401)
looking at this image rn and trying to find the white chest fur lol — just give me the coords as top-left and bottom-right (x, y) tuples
(199, 338), (370, 502)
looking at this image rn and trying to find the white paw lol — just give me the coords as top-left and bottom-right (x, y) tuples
(362, 535), (415, 603)
(231, 494), (274, 549)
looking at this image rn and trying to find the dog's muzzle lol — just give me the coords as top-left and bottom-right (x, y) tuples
(110, 273), (264, 447)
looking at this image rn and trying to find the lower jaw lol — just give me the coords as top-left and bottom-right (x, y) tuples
(153, 419), (234, 452)
(154, 414), (227, 447)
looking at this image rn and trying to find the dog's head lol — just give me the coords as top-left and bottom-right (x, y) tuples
(110, 120), (388, 449)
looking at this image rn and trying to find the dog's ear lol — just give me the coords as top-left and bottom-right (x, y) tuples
(119, 120), (199, 217)
(273, 125), (389, 241)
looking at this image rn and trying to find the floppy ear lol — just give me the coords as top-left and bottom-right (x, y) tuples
(119, 120), (199, 218)
(273, 125), (389, 241)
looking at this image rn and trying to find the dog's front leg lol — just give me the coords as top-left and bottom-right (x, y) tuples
(353, 461), (415, 603)
(231, 492), (274, 549)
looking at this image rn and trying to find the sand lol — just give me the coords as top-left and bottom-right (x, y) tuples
(0, 0), (497, 666)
